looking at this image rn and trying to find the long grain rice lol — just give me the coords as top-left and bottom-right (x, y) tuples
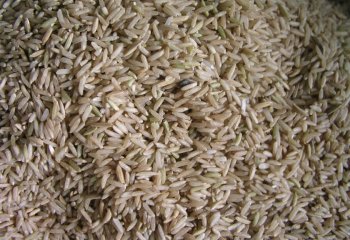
(0, 0), (350, 239)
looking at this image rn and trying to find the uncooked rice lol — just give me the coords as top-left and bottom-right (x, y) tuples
(1, 0), (350, 239)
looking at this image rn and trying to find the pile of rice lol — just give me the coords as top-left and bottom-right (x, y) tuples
(1, 0), (350, 239)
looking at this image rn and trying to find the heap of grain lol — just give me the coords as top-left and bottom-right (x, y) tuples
(0, 0), (350, 239)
